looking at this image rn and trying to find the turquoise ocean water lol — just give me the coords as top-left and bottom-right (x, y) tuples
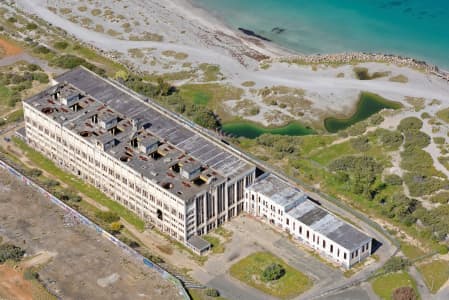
(192, 0), (449, 68)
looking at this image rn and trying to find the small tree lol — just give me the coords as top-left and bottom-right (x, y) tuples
(205, 288), (220, 297)
(392, 286), (417, 300)
(261, 263), (285, 282)
(114, 70), (129, 82)
(109, 221), (123, 234)
(383, 257), (410, 273)
(95, 211), (120, 223)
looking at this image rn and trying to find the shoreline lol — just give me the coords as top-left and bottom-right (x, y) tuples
(182, 0), (449, 78)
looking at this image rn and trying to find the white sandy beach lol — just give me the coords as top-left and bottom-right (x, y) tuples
(13, 0), (449, 126)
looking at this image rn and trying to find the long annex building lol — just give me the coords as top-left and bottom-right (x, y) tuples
(23, 66), (371, 267)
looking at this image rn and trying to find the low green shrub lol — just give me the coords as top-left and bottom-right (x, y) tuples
(261, 263), (286, 282)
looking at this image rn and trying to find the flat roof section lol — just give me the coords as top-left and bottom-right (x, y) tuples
(25, 82), (225, 201)
(187, 236), (211, 253)
(248, 174), (307, 208)
(55, 67), (254, 179)
(288, 200), (371, 251)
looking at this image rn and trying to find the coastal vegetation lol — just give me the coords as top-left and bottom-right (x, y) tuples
(389, 74), (409, 83)
(353, 67), (391, 80)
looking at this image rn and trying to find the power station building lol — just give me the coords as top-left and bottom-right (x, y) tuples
(23, 67), (372, 267)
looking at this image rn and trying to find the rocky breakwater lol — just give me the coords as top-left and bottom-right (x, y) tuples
(272, 52), (441, 73)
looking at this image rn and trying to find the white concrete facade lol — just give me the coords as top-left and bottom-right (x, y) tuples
(244, 174), (372, 269)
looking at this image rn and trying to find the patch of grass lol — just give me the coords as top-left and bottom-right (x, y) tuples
(353, 67), (391, 80)
(179, 84), (243, 106)
(436, 107), (449, 124)
(241, 81), (255, 87)
(214, 227), (233, 239)
(371, 271), (418, 300)
(13, 138), (145, 231)
(199, 63), (221, 82)
(309, 141), (356, 165)
(229, 251), (312, 299)
(203, 235), (225, 254)
(389, 74), (409, 83)
(161, 50), (188, 60)
(91, 9), (102, 16)
(405, 97), (425, 112)
(400, 242), (426, 260)
(3, 109), (24, 123)
(417, 260), (449, 293)
(59, 8), (72, 15)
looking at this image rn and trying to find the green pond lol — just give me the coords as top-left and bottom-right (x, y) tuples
(221, 121), (314, 139)
(324, 92), (402, 133)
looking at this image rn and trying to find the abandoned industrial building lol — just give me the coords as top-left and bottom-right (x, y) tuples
(23, 66), (372, 267)
(246, 174), (372, 268)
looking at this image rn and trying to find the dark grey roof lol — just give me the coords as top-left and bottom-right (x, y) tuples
(248, 174), (307, 208)
(55, 67), (254, 179)
(187, 235), (211, 251)
(288, 200), (371, 250)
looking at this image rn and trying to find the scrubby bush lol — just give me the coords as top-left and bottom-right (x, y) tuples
(403, 172), (446, 197)
(53, 41), (69, 50)
(95, 211), (120, 223)
(205, 288), (220, 297)
(435, 244), (448, 255)
(350, 136), (371, 152)
(7, 16), (17, 23)
(329, 155), (382, 196)
(32, 72), (49, 83)
(261, 263), (285, 281)
(0, 243), (25, 263)
(400, 147), (436, 177)
(51, 54), (105, 76)
(23, 269), (39, 280)
(383, 257), (411, 273)
(382, 193), (419, 225)
(433, 137), (445, 145)
(109, 221), (123, 234)
(26, 168), (42, 178)
(119, 236), (140, 248)
(33, 45), (51, 54)
(370, 114), (385, 126)
(414, 205), (449, 241)
(377, 129), (403, 149)
(384, 174), (403, 186)
(398, 117), (423, 132)
(26, 23), (38, 30)
(141, 250), (164, 263)
(193, 109), (220, 129)
(403, 130), (430, 149)
(421, 112), (431, 119)
(27, 64), (41, 71)
(429, 191), (449, 204)
(392, 286), (417, 300)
